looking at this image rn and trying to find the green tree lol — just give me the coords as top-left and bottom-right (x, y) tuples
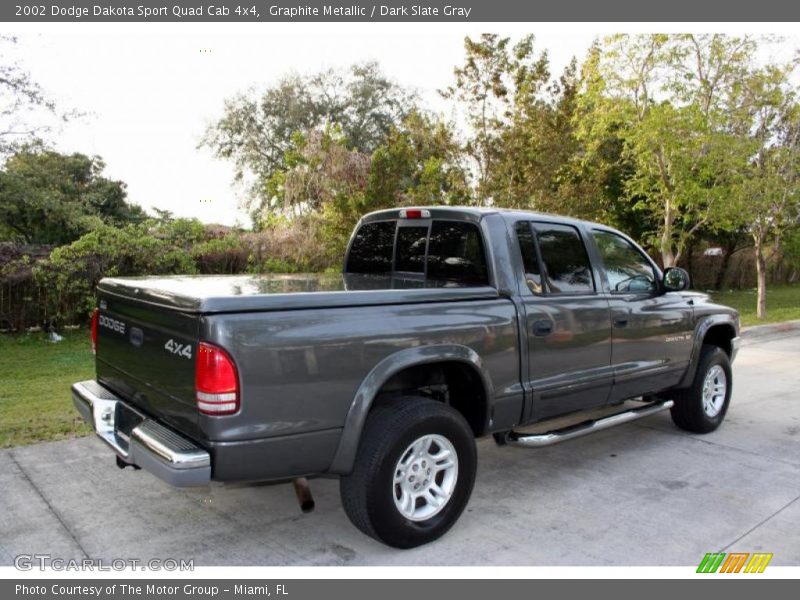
(727, 64), (800, 318)
(489, 54), (626, 219)
(578, 34), (759, 267)
(783, 226), (800, 274)
(444, 36), (631, 228)
(487, 44), (557, 208)
(260, 112), (471, 258)
(33, 222), (196, 322)
(0, 148), (145, 244)
(201, 61), (416, 222)
(443, 34), (550, 203)
(267, 126), (371, 219)
(261, 126), (371, 256)
(545, 48), (639, 234)
(0, 36), (60, 156)
(366, 111), (471, 208)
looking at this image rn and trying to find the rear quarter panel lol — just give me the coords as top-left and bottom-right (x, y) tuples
(198, 298), (521, 446)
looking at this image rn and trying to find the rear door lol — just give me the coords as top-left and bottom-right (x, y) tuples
(515, 220), (613, 421)
(589, 228), (694, 401)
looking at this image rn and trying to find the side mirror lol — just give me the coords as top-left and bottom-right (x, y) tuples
(663, 267), (690, 292)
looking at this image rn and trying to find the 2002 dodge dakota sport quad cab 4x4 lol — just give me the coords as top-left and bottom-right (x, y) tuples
(73, 207), (740, 548)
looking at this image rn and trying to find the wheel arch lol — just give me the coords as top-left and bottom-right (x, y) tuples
(327, 344), (494, 475)
(678, 315), (738, 388)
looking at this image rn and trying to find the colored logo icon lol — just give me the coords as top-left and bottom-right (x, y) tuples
(697, 552), (773, 573)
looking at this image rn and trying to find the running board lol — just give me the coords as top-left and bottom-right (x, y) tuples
(505, 399), (674, 448)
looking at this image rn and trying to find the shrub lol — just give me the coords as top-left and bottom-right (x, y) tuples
(4, 215), (344, 329)
(0, 243), (53, 330)
(245, 216), (337, 274)
(33, 223), (196, 324)
(192, 234), (250, 274)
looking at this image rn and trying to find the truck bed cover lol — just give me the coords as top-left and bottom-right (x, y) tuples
(98, 273), (501, 314)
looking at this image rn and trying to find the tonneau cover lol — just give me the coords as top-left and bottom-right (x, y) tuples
(97, 273), (500, 314)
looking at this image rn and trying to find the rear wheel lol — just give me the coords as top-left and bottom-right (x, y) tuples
(339, 396), (477, 548)
(670, 344), (732, 433)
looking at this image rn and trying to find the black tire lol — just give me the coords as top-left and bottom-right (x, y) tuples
(670, 344), (732, 433)
(339, 396), (477, 549)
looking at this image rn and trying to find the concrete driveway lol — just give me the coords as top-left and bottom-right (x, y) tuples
(2, 332), (799, 566)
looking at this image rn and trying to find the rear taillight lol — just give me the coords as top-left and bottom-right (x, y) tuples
(91, 308), (99, 353)
(195, 342), (239, 415)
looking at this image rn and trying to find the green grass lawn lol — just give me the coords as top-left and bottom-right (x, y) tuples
(709, 285), (800, 327)
(0, 329), (94, 448)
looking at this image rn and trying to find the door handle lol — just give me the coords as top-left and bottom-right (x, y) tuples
(614, 317), (629, 328)
(532, 320), (553, 337)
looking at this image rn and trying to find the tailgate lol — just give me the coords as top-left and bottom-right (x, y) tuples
(94, 293), (201, 440)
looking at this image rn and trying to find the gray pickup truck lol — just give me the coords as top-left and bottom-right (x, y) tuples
(73, 207), (740, 548)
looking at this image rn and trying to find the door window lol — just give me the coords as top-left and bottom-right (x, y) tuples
(592, 230), (657, 293)
(533, 223), (595, 294)
(515, 222), (543, 294)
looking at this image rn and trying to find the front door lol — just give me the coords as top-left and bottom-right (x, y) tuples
(514, 221), (614, 422)
(589, 228), (695, 401)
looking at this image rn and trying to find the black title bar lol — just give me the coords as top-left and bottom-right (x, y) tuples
(3, 0), (800, 22)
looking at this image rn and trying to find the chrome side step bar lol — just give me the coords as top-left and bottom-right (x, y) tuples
(505, 399), (674, 448)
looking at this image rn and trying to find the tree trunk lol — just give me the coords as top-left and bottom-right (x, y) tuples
(754, 236), (767, 320)
(685, 240), (694, 282)
(661, 199), (676, 268)
(661, 231), (676, 268)
(714, 237), (739, 291)
(662, 248), (676, 267)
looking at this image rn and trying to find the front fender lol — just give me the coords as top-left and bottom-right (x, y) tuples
(327, 344), (494, 475)
(678, 314), (739, 388)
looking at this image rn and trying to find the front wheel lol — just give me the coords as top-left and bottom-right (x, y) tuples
(339, 396), (477, 548)
(670, 344), (732, 433)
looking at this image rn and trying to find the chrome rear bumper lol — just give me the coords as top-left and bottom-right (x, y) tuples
(72, 380), (210, 487)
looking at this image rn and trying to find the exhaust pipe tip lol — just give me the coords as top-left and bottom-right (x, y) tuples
(292, 477), (315, 513)
(116, 455), (140, 470)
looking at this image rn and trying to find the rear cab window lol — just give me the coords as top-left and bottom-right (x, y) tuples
(427, 221), (489, 284)
(346, 218), (490, 286)
(345, 221), (395, 274)
(395, 226), (428, 273)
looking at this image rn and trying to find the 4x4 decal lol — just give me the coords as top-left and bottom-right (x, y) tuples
(164, 338), (192, 359)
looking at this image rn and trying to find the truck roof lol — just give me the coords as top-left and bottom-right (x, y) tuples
(361, 206), (612, 231)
